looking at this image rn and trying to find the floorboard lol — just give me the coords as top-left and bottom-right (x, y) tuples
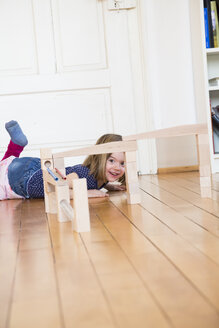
(0, 172), (219, 328)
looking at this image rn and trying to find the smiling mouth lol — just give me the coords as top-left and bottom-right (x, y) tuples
(109, 171), (120, 177)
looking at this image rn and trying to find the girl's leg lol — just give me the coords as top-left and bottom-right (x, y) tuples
(2, 140), (25, 161)
(1, 120), (28, 161)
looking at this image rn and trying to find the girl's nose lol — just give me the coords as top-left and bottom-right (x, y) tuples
(114, 163), (121, 171)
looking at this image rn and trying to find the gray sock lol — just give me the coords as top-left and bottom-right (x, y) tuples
(5, 120), (28, 147)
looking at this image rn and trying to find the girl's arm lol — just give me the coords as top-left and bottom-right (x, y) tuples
(67, 172), (109, 198)
(104, 183), (126, 191)
(87, 189), (109, 198)
(70, 188), (108, 199)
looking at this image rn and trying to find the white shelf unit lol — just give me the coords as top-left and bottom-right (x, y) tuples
(200, 2), (219, 173)
(209, 86), (219, 91)
(206, 50), (219, 166)
(206, 47), (219, 55)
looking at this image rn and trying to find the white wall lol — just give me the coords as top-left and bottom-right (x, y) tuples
(139, 0), (204, 169)
(0, 0), (207, 171)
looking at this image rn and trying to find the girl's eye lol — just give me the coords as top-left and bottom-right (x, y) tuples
(109, 159), (114, 163)
(121, 162), (125, 167)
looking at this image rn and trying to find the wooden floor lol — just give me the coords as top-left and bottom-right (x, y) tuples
(1, 171), (219, 328)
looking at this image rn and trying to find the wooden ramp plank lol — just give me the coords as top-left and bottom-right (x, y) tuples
(123, 123), (208, 140)
(100, 198), (219, 328)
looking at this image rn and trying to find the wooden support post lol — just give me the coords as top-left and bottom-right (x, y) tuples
(40, 148), (57, 213)
(72, 178), (90, 232)
(125, 150), (141, 204)
(196, 134), (212, 198)
(44, 182), (57, 214)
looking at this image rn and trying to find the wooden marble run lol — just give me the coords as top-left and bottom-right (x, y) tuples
(40, 123), (211, 232)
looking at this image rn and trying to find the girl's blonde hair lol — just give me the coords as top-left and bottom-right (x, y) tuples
(83, 134), (125, 184)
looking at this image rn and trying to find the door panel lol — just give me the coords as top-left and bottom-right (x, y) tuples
(0, 89), (112, 145)
(0, 0), (37, 75)
(52, 0), (106, 71)
(0, 0), (151, 172)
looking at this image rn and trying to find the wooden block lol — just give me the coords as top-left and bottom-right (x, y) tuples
(41, 160), (53, 170)
(43, 187), (50, 213)
(60, 199), (74, 221)
(196, 134), (212, 199)
(40, 148), (53, 160)
(125, 150), (137, 163)
(45, 182), (55, 193)
(127, 192), (141, 204)
(125, 162), (138, 183)
(196, 133), (209, 145)
(40, 148), (53, 213)
(198, 149), (211, 166)
(126, 181), (141, 204)
(43, 170), (59, 186)
(196, 134), (211, 166)
(55, 183), (71, 222)
(199, 165), (211, 177)
(124, 150), (140, 205)
(126, 182), (140, 194)
(53, 157), (65, 175)
(42, 165), (66, 215)
(43, 179), (57, 214)
(200, 176), (211, 188)
(40, 148), (54, 169)
(40, 148), (55, 214)
(46, 190), (57, 214)
(72, 178), (90, 232)
(200, 187), (212, 198)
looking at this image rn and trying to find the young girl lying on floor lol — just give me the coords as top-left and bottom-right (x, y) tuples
(0, 121), (126, 200)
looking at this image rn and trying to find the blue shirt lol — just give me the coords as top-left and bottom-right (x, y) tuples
(8, 157), (102, 199)
(27, 165), (99, 198)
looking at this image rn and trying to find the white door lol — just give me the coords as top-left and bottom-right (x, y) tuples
(0, 0), (154, 172)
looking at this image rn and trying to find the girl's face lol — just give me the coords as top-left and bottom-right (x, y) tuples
(105, 152), (125, 182)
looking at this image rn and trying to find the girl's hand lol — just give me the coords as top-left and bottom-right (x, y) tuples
(66, 172), (79, 189)
(105, 184), (126, 191)
(87, 189), (109, 198)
